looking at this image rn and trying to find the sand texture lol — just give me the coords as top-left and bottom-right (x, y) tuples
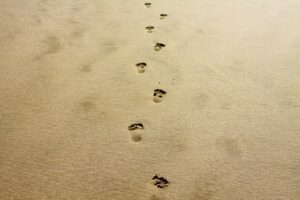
(0, 0), (300, 199)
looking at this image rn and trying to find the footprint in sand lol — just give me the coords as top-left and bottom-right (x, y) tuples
(136, 62), (147, 73)
(159, 14), (168, 19)
(145, 26), (155, 33)
(152, 174), (170, 189)
(154, 43), (166, 51)
(153, 89), (167, 103)
(128, 123), (144, 142)
(144, 3), (152, 8)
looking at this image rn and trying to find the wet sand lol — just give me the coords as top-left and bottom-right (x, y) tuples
(0, 0), (300, 199)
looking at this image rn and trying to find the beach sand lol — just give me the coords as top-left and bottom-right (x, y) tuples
(0, 0), (300, 199)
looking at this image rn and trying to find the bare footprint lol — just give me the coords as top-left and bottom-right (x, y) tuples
(144, 3), (152, 8)
(145, 26), (155, 33)
(159, 14), (168, 19)
(135, 62), (147, 73)
(152, 175), (169, 189)
(128, 123), (144, 142)
(153, 89), (167, 103)
(154, 43), (166, 51)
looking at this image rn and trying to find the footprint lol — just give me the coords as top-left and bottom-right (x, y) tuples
(154, 43), (166, 51)
(144, 3), (152, 8)
(159, 14), (168, 19)
(135, 62), (147, 73)
(152, 175), (169, 189)
(128, 123), (144, 130)
(128, 123), (144, 142)
(145, 26), (155, 33)
(153, 89), (167, 103)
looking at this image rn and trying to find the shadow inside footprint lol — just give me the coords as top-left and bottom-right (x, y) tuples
(135, 62), (147, 73)
(159, 14), (168, 19)
(154, 43), (166, 51)
(152, 175), (169, 189)
(153, 89), (167, 103)
(145, 26), (155, 33)
(128, 123), (144, 130)
(144, 2), (152, 8)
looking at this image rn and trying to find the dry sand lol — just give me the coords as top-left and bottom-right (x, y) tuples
(0, 0), (300, 199)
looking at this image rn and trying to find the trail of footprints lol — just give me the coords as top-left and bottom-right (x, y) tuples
(129, 2), (170, 192)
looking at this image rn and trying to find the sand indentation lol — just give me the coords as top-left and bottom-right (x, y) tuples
(154, 43), (166, 51)
(146, 26), (155, 33)
(135, 62), (147, 73)
(128, 123), (144, 142)
(159, 14), (168, 19)
(153, 89), (167, 103)
(144, 3), (152, 8)
(152, 175), (169, 189)
(128, 123), (144, 130)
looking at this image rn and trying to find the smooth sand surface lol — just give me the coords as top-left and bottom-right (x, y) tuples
(1, 0), (300, 199)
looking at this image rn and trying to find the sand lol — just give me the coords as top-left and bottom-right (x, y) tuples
(0, 0), (300, 199)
